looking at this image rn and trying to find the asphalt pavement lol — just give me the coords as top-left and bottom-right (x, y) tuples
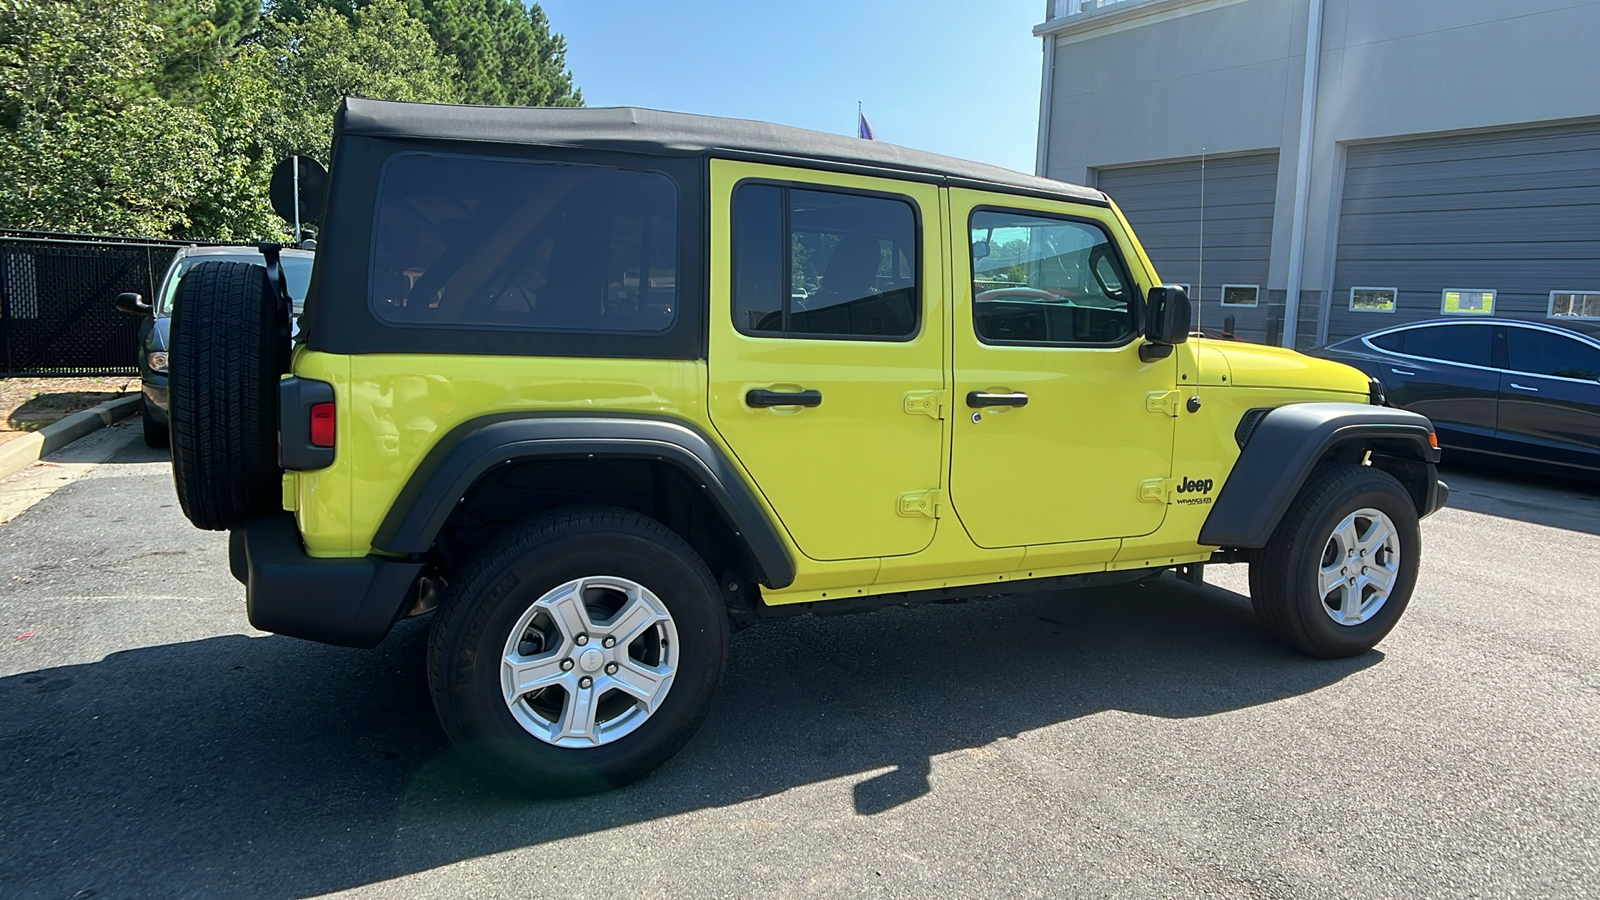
(1, 422), (1596, 899)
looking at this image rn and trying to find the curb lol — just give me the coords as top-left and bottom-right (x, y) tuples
(0, 395), (143, 482)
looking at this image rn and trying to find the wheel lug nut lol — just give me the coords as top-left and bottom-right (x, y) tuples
(560, 658), (574, 671)
(575, 634), (589, 646)
(578, 676), (593, 689)
(605, 662), (618, 675)
(602, 636), (616, 649)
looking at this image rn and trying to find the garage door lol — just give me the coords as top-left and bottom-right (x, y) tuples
(1095, 152), (1279, 341)
(1329, 121), (1600, 343)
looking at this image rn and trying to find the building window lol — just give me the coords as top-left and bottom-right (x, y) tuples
(1549, 291), (1600, 320)
(1350, 287), (1397, 313)
(1220, 285), (1258, 308)
(1441, 289), (1495, 316)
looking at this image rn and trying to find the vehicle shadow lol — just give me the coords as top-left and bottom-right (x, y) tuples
(1439, 462), (1600, 537)
(5, 390), (128, 433)
(0, 577), (1377, 899)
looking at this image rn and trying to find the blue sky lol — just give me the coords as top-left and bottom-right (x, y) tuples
(538, 1), (1047, 175)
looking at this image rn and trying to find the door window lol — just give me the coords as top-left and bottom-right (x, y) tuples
(1398, 324), (1494, 366)
(731, 184), (918, 339)
(1504, 328), (1600, 381)
(968, 210), (1136, 345)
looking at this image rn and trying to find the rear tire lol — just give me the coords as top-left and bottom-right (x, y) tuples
(141, 401), (169, 448)
(427, 506), (728, 795)
(168, 261), (286, 530)
(1248, 464), (1420, 658)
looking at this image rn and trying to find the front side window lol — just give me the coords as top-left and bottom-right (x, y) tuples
(370, 154), (678, 333)
(1504, 328), (1600, 381)
(969, 210), (1135, 345)
(1400, 323), (1494, 366)
(732, 184), (918, 339)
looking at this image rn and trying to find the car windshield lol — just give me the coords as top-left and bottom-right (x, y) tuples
(158, 254), (314, 315)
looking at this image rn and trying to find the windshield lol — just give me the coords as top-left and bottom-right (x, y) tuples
(158, 253), (314, 315)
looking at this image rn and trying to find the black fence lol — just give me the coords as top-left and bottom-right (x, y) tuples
(0, 230), (239, 377)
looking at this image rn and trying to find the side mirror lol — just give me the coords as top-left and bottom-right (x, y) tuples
(114, 292), (152, 317)
(269, 155), (329, 232)
(971, 240), (990, 261)
(1139, 285), (1191, 362)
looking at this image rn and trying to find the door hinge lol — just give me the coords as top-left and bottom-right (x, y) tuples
(898, 489), (944, 518)
(903, 390), (946, 420)
(1146, 390), (1180, 417)
(1139, 478), (1174, 503)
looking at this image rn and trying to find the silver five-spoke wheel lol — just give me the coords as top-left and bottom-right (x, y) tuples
(501, 576), (679, 748)
(1318, 507), (1400, 626)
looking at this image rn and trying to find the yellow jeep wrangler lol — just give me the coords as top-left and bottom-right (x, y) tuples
(168, 99), (1447, 794)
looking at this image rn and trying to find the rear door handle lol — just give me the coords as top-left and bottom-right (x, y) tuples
(746, 389), (822, 408)
(1390, 367), (1416, 377)
(966, 391), (1029, 408)
(1509, 382), (1539, 393)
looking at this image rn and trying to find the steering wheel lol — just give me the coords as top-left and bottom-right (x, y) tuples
(975, 287), (1068, 304)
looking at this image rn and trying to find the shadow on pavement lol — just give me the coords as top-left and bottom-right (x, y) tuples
(0, 577), (1377, 899)
(1439, 462), (1600, 537)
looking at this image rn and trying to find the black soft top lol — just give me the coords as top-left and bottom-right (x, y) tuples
(336, 98), (1106, 206)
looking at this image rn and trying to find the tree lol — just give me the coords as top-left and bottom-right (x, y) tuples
(251, 0), (462, 159)
(275, 0), (582, 107)
(145, 0), (260, 100)
(0, 0), (218, 236)
(416, 0), (581, 107)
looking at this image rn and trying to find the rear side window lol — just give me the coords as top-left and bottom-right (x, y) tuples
(1397, 324), (1493, 366)
(370, 154), (678, 333)
(969, 209), (1136, 346)
(1504, 328), (1600, 380)
(1367, 331), (1405, 353)
(732, 184), (919, 339)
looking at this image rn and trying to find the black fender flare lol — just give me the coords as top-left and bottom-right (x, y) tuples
(371, 413), (796, 589)
(1198, 402), (1443, 550)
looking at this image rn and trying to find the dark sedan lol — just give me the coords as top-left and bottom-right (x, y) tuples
(1315, 318), (1600, 475)
(115, 246), (313, 447)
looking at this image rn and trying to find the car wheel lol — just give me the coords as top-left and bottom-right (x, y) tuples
(167, 261), (287, 530)
(1248, 464), (1420, 658)
(427, 505), (728, 795)
(141, 401), (169, 448)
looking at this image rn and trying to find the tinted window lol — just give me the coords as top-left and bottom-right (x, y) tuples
(1367, 331), (1405, 353)
(969, 210), (1135, 345)
(1505, 327), (1600, 380)
(1397, 324), (1493, 366)
(161, 255), (313, 314)
(370, 154), (677, 333)
(732, 184), (918, 339)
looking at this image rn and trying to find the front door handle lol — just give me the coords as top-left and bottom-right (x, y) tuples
(1390, 367), (1416, 377)
(1508, 382), (1539, 393)
(746, 389), (822, 408)
(966, 391), (1029, 409)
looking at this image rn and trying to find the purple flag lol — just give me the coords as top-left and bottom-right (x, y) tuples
(857, 111), (875, 141)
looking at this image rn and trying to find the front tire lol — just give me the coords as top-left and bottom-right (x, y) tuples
(1249, 464), (1420, 658)
(141, 401), (169, 448)
(427, 506), (728, 795)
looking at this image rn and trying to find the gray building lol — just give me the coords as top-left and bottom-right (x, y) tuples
(1033, 0), (1600, 348)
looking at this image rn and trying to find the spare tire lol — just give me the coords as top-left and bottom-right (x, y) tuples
(169, 261), (288, 530)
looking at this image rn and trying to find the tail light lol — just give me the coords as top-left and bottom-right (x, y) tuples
(310, 403), (336, 448)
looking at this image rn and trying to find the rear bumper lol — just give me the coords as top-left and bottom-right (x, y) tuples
(229, 514), (423, 648)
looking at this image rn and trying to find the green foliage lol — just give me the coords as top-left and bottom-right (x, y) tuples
(0, 0), (581, 239)
(0, 0), (218, 235)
